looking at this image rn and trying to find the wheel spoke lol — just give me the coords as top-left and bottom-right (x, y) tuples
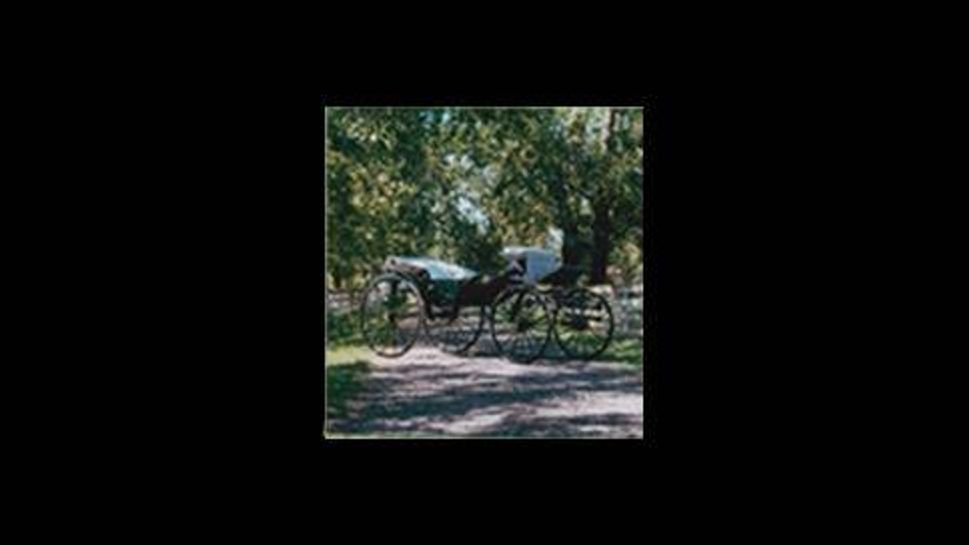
(491, 288), (550, 362)
(361, 275), (424, 357)
(554, 289), (613, 360)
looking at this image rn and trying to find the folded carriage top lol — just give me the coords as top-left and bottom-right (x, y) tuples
(384, 256), (479, 281)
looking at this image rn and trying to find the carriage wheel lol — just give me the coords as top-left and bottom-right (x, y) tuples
(359, 273), (425, 358)
(553, 288), (614, 361)
(490, 286), (552, 364)
(428, 304), (485, 355)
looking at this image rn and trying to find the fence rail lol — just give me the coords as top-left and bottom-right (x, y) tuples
(326, 291), (354, 312)
(326, 284), (644, 338)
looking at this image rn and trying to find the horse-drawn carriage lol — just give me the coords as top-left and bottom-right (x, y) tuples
(359, 247), (614, 363)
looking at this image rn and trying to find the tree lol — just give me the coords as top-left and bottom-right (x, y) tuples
(324, 106), (646, 288)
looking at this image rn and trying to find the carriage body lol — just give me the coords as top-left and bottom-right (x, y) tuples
(380, 256), (507, 310)
(382, 246), (576, 303)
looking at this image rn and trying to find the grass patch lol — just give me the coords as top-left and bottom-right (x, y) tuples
(596, 336), (643, 367)
(325, 308), (365, 348)
(323, 345), (374, 436)
(326, 345), (372, 366)
(323, 306), (373, 436)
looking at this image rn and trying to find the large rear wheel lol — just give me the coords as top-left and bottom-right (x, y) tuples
(359, 274), (425, 358)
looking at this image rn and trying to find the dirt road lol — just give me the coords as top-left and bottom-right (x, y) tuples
(326, 342), (644, 438)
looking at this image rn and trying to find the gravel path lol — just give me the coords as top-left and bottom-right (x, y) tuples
(326, 342), (644, 438)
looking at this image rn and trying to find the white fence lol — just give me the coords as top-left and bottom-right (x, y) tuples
(612, 284), (644, 338)
(326, 291), (354, 313)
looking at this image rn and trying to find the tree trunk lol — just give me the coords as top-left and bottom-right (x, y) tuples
(588, 108), (617, 285)
(590, 200), (611, 285)
(562, 227), (581, 268)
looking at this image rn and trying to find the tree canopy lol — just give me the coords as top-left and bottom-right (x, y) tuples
(324, 106), (647, 292)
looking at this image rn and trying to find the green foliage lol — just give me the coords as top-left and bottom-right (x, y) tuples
(324, 107), (647, 287)
(325, 308), (363, 347)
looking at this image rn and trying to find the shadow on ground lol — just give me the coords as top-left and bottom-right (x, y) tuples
(466, 335), (642, 367)
(325, 344), (643, 438)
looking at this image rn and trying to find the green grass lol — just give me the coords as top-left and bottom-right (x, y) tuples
(595, 337), (643, 367)
(326, 345), (372, 365)
(325, 308), (364, 347)
(324, 306), (374, 436)
(324, 345), (374, 436)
